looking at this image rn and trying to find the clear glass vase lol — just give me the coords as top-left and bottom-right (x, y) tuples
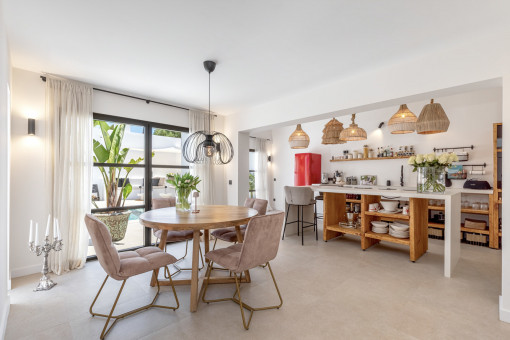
(176, 187), (192, 212)
(417, 167), (446, 193)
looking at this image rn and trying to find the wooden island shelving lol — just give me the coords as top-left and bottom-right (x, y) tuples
(323, 192), (428, 262)
(428, 205), (492, 234)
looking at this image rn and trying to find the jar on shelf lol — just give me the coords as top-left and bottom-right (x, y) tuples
(363, 145), (369, 158)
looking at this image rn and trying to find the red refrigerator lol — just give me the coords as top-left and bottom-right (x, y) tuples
(294, 153), (321, 186)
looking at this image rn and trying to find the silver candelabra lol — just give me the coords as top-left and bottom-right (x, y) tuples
(29, 236), (63, 292)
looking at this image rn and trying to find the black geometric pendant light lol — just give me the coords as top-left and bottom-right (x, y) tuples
(182, 60), (234, 164)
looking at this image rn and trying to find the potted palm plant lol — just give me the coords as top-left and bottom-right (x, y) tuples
(92, 121), (143, 241)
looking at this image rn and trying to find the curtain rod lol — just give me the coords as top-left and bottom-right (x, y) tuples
(40, 75), (189, 111)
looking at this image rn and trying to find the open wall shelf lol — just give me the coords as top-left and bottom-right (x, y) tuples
(330, 156), (409, 162)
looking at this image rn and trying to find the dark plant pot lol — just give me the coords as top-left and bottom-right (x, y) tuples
(95, 211), (131, 242)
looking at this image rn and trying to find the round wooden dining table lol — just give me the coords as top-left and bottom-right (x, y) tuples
(139, 205), (258, 312)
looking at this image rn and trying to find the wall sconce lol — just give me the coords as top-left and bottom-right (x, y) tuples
(378, 122), (385, 129)
(28, 118), (36, 135)
(267, 155), (272, 162)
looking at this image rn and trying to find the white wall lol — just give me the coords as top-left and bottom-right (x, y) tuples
(271, 88), (502, 210)
(0, 1), (11, 336)
(9, 68), (227, 278)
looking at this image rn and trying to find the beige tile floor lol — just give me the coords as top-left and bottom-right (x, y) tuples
(6, 227), (510, 340)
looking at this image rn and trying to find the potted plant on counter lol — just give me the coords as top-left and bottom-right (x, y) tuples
(166, 172), (200, 211)
(408, 152), (458, 193)
(92, 121), (143, 241)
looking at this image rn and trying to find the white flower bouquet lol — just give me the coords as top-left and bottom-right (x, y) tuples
(166, 172), (201, 211)
(408, 153), (458, 193)
(408, 152), (459, 170)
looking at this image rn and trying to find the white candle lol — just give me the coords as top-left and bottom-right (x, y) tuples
(35, 222), (39, 246)
(45, 214), (51, 237)
(29, 220), (33, 243)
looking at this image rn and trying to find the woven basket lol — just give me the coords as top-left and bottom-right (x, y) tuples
(288, 124), (310, 149)
(340, 114), (367, 141)
(322, 118), (345, 144)
(416, 99), (450, 134)
(388, 104), (417, 134)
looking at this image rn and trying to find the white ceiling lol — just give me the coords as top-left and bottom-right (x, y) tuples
(3, 0), (509, 114)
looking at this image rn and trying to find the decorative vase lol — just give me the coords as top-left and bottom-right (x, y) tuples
(95, 210), (131, 242)
(417, 167), (446, 193)
(176, 187), (192, 212)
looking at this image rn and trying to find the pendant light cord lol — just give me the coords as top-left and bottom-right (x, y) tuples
(208, 70), (211, 133)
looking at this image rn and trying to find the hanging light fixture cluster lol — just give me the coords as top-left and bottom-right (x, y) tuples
(321, 118), (345, 145)
(388, 99), (449, 134)
(288, 98), (449, 149)
(182, 61), (234, 164)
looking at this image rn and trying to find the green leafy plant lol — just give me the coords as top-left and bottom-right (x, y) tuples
(92, 121), (143, 209)
(249, 172), (255, 198)
(166, 172), (200, 211)
(153, 129), (181, 138)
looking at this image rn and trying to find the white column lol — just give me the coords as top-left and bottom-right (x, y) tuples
(444, 192), (461, 278)
(237, 132), (250, 205)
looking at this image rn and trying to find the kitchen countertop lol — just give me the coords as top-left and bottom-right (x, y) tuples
(309, 183), (480, 278)
(310, 184), (493, 198)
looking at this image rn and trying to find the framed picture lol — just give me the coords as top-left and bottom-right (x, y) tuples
(448, 165), (466, 179)
(360, 175), (377, 185)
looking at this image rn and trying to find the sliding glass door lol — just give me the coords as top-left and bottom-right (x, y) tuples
(89, 113), (188, 257)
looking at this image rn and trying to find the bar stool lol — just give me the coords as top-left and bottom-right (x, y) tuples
(282, 186), (317, 245)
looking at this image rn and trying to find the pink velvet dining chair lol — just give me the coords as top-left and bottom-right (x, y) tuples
(84, 214), (179, 339)
(201, 211), (285, 330)
(210, 198), (268, 249)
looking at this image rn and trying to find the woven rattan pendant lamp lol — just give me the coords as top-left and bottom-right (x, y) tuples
(388, 104), (417, 134)
(288, 124), (310, 149)
(322, 118), (346, 144)
(340, 114), (367, 141)
(416, 99), (450, 134)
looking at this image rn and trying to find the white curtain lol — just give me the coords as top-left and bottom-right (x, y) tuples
(254, 138), (272, 210)
(189, 110), (214, 205)
(46, 76), (93, 274)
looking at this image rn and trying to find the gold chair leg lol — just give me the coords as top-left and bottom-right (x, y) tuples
(101, 279), (126, 339)
(89, 267), (179, 339)
(201, 262), (233, 304)
(234, 272), (253, 330)
(201, 261), (283, 330)
(170, 241), (205, 277)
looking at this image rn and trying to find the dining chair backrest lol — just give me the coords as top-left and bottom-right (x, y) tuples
(152, 197), (176, 209)
(284, 186), (314, 206)
(84, 214), (121, 277)
(244, 198), (268, 216)
(236, 211), (284, 272)
(151, 198), (176, 235)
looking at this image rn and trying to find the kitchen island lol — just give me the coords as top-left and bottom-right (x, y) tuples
(311, 185), (493, 278)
